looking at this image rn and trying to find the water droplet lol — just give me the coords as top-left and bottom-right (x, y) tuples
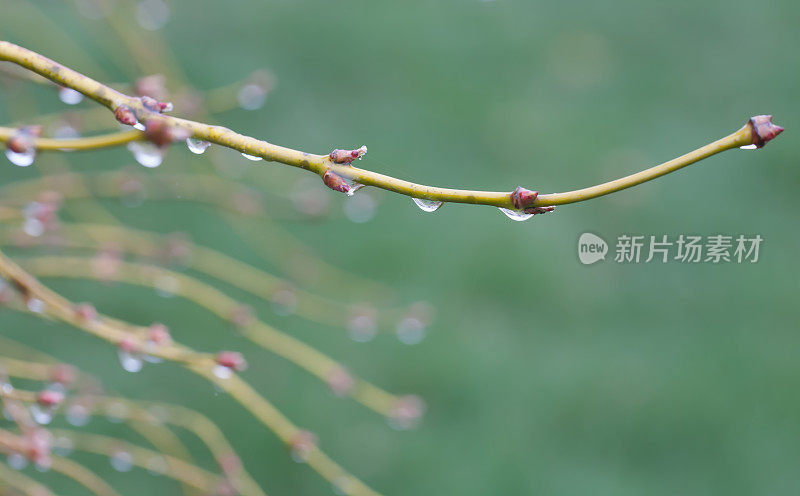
(396, 316), (426, 345)
(27, 298), (46, 313)
(110, 451), (134, 472)
(135, 0), (170, 31)
(739, 144), (758, 150)
(348, 313), (378, 342)
(412, 198), (443, 212)
(345, 182), (364, 197)
(23, 217), (45, 237)
(213, 364), (233, 380)
(344, 192), (377, 223)
(186, 138), (210, 154)
(241, 152), (263, 161)
(127, 142), (163, 168)
(237, 83), (267, 110)
(58, 87), (84, 105)
(6, 149), (36, 167)
(7, 453), (28, 471)
(133, 122), (146, 131)
(30, 404), (54, 425)
(118, 349), (144, 373)
(66, 403), (91, 426)
(1, 382), (13, 395)
(146, 456), (168, 476)
(498, 207), (534, 222)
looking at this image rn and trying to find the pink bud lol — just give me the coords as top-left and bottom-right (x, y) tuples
(216, 351), (247, 372)
(144, 119), (188, 147)
(48, 364), (77, 386)
(73, 303), (98, 322)
(36, 390), (64, 408)
(389, 395), (426, 430)
(326, 367), (354, 397)
(289, 430), (317, 462)
(140, 96), (173, 113)
(748, 115), (784, 148)
(510, 187), (539, 210)
(322, 170), (350, 193)
(114, 105), (138, 126)
(329, 146), (368, 164)
(147, 323), (171, 345)
(118, 337), (140, 353)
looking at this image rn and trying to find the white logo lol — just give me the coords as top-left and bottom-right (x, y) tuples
(578, 232), (608, 265)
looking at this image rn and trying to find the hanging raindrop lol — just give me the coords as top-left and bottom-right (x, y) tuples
(186, 138), (210, 154)
(213, 365), (233, 380)
(412, 198), (443, 212)
(498, 207), (534, 222)
(118, 349), (144, 373)
(6, 149), (35, 167)
(58, 87), (84, 105)
(241, 152), (263, 161)
(29, 404), (54, 425)
(110, 451), (134, 472)
(127, 142), (163, 168)
(66, 403), (91, 426)
(6, 453), (27, 471)
(739, 144), (758, 150)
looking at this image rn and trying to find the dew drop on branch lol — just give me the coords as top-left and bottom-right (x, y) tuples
(58, 87), (84, 105)
(127, 142), (163, 168)
(29, 404), (54, 425)
(241, 152), (263, 161)
(213, 364), (233, 380)
(6, 149), (36, 167)
(66, 403), (91, 426)
(118, 349), (144, 373)
(412, 198), (443, 212)
(6, 453), (27, 471)
(27, 298), (46, 313)
(186, 138), (210, 154)
(110, 450), (134, 472)
(739, 144), (758, 150)
(345, 182), (364, 197)
(498, 207), (534, 221)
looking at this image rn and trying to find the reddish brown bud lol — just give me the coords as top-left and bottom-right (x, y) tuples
(289, 430), (317, 462)
(36, 390), (64, 408)
(73, 303), (97, 322)
(326, 367), (354, 397)
(114, 105), (138, 126)
(216, 351), (247, 372)
(140, 96), (173, 113)
(144, 120), (190, 147)
(510, 187), (539, 210)
(322, 170), (350, 193)
(7, 126), (42, 153)
(389, 395), (426, 430)
(329, 146), (367, 164)
(524, 205), (556, 215)
(118, 337), (140, 353)
(147, 323), (171, 345)
(48, 364), (77, 386)
(747, 115), (784, 148)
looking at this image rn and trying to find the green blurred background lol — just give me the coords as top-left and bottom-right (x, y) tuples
(1, 0), (799, 494)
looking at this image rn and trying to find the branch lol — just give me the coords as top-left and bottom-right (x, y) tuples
(0, 41), (784, 216)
